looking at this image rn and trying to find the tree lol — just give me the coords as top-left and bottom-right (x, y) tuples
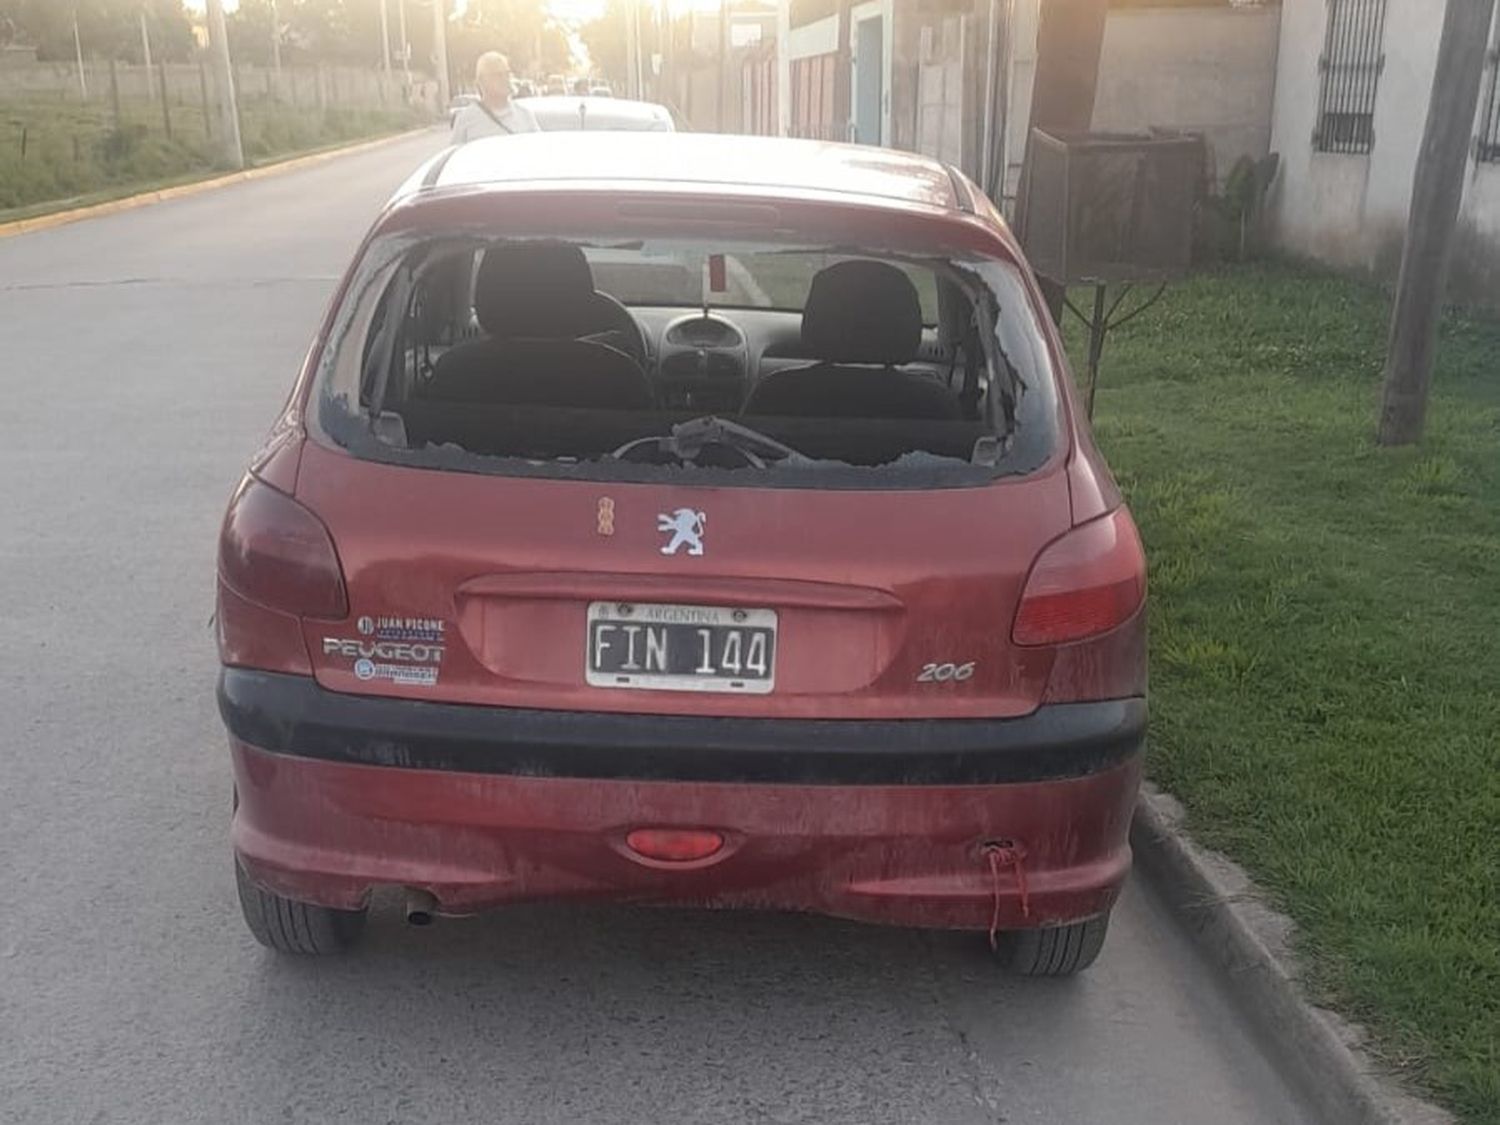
(445, 0), (561, 84)
(0, 0), (192, 62)
(225, 0), (280, 66)
(579, 0), (627, 86)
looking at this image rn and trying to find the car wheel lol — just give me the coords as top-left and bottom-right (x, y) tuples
(235, 859), (366, 955)
(993, 913), (1109, 977)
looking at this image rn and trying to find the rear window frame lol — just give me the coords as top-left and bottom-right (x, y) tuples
(309, 213), (1064, 492)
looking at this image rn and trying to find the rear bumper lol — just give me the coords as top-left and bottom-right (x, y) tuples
(222, 669), (1145, 930)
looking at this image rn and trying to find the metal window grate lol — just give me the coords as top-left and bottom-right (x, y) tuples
(1315, 0), (1389, 155)
(1480, 44), (1500, 164)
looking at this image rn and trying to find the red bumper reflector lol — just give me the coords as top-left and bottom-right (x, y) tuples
(625, 828), (725, 863)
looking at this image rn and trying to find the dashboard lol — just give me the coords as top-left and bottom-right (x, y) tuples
(625, 305), (958, 413)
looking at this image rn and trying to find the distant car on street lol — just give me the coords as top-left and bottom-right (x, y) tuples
(518, 95), (674, 132)
(589, 83), (613, 97)
(543, 73), (567, 96)
(217, 133), (1147, 977)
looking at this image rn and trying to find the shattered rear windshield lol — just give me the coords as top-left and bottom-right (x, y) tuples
(315, 232), (1060, 489)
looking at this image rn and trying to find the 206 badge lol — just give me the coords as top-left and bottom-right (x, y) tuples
(658, 508), (707, 556)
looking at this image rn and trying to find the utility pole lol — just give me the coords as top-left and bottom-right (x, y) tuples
(269, 0), (282, 75)
(397, 0), (410, 85)
(378, 0), (393, 79)
(1377, 0), (1497, 446)
(432, 0), (450, 107)
(204, 0), (244, 169)
(981, 0), (998, 190)
(657, 0), (669, 105)
(636, 4), (647, 99)
(717, 0), (729, 133)
(73, 11), (88, 99)
(834, 0), (854, 140)
(625, 1), (639, 100)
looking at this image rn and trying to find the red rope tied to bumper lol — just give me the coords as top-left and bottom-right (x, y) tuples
(984, 842), (1031, 951)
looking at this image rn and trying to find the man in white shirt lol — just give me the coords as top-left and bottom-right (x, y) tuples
(450, 52), (540, 144)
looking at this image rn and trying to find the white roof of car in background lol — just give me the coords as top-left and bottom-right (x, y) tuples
(517, 96), (674, 132)
(421, 132), (965, 211)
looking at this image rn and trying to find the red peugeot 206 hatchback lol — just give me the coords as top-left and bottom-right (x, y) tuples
(217, 133), (1146, 975)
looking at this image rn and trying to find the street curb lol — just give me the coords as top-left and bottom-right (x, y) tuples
(0, 126), (438, 241)
(1131, 784), (1453, 1125)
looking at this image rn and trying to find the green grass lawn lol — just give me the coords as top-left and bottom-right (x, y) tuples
(0, 93), (428, 215)
(1067, 264), (1499, 1122)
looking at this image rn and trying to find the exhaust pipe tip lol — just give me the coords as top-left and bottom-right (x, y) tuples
(404, 888), (438, 927)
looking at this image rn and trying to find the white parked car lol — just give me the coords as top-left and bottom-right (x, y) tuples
(518, 96), (675, 133)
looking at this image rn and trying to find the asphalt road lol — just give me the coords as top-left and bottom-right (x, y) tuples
(0, 131), (1312, 1125)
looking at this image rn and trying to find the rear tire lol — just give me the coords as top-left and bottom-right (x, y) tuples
(235, 860), (366, 955)
(993, 913), (1109, 977)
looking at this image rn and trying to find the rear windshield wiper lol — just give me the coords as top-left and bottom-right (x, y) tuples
(612, 415), (813, 468)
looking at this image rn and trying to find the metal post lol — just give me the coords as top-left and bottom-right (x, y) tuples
(204, 0), (244, 168)
(199, 59), (213, 139)
(1085, 283), (1107, 420)
(109, 57), (121, 128)
(139, 9), (154, 86)
(158, 61), (173, 139)
(73, 12), (89, 100)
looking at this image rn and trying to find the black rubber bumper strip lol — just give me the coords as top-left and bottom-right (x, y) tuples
(218, 668), (1146, 786)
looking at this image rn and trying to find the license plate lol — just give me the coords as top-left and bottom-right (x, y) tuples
(586, 602), (777, 694)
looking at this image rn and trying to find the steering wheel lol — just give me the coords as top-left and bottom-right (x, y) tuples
(585, 291), (650, 369)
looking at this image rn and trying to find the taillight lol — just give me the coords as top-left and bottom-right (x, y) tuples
(1013, 509), (1145, 646)
(219, 476), (348, 619)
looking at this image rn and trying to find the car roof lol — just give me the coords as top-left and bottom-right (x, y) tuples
(419, 132), (965, 212)
(518, 95), (673, 131)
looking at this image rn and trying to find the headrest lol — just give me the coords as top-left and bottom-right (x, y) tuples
(800, 260), (923, 365)
(475, 241), (599, 339)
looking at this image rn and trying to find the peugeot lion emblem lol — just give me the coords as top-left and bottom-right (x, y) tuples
(658, 509), (707, 556)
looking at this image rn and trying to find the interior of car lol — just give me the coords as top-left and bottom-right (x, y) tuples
(361, 239), (1011, 470)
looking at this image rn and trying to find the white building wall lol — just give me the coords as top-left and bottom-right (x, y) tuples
(1091, 6), (1282, 183)
(1268, 0), (1500, 303)
(999, 1), (1278, 206)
